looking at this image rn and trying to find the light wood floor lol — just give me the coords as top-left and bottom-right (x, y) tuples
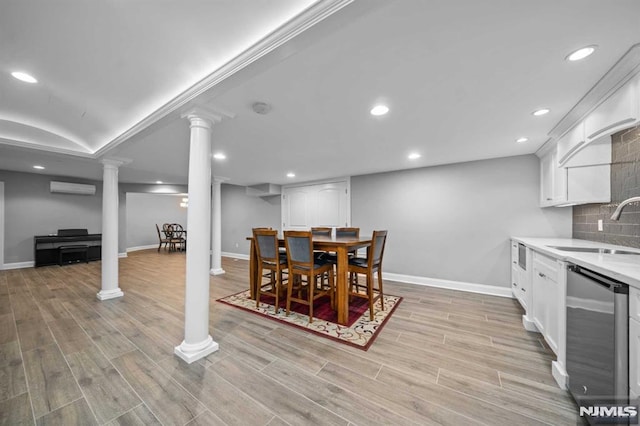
(0, 250), (580, 425)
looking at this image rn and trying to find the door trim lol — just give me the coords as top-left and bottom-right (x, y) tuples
(281, 176), (351, 231)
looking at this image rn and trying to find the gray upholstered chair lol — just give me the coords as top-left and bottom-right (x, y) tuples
(284, 230), (335, 323)
(348, 230), (387, 321)
(253, 228), (288, 311)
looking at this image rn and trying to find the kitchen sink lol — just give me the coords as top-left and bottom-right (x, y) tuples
(547, 246), (640, 255)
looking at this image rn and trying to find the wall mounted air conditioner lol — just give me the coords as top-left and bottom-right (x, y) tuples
(50, 181), (96, 195)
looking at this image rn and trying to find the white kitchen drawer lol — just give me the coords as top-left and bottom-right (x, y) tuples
(533, 251), (558, 275)
(631, 287), (640, 323)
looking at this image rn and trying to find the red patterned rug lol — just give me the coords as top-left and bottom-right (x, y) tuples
(217, 290), (402, 350)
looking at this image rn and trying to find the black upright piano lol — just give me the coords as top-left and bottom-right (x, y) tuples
(34, 229), (102, 267)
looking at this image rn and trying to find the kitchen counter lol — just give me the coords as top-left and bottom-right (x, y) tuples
(512, 237), (640, 288)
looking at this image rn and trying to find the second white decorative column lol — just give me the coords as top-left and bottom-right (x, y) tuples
(97, 159), (125, 301)
(210, 177), (227, 275)
(175, 111), (219, 363)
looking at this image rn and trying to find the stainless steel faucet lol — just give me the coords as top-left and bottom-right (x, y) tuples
(610, 196), (640, 220)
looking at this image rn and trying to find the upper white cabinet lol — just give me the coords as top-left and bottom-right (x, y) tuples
(584, 74), (639, 143)
(557, 122), (585, 166)
(540, 147), (567, 207)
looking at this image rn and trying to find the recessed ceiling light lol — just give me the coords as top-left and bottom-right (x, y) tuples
(213, 153), (226, 160)
(532, 108), (550, 116)
(408, 153), (421, 160)
(566, 45), (597, 61)
(286, 172), (295, 178)
(370, 105), (389, 116)
(33, 165), (45, 170)
(155, 180), (163, 184)
(11, 71), (38, 83)
(516, 137), (529, 143)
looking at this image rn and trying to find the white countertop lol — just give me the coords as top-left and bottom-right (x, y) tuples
(512, 237), (640, 289)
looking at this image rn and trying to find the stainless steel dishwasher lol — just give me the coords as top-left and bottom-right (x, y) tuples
(566, 264), (629, 419)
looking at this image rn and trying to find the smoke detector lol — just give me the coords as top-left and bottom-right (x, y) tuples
(251, 102), (272, 115)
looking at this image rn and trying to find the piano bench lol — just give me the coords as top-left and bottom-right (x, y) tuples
(58, 245), (89, 266)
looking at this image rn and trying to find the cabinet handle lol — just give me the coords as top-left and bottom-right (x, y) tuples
(512, 245), (517, 248)
(546, 197), (552, 201)
(512, 282), (517, 287)
(538, 272), (546, 278)
(513, 261), (517, 264)
(521, 288), (526, 292)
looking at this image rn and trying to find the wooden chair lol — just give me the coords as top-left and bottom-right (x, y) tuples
(165, 223), (186, 252)
(253, 228), (288, 312)
(348, 230), (387, 321)
(284, 230), (335, 323)
(155, 224), (171, 252)
(311, 227), (332, 237)
(336, 227), (360, 286)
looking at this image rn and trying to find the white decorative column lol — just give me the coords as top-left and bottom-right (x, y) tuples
(97, 159), (125, 301)
(210, 176), (228, 275)
(175, 110), (220, 363)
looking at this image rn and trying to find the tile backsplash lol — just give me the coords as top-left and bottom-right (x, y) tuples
(573, 125), (640, 248)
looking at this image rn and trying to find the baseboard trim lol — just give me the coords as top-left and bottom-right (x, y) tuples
(382, 272), (513, 298)
(118, 252), (128, 258)
(552, 361), (568, 389)
(2, 261), (35, 270)
(222, 252), (250, 261)
(127, 244), (157, 253)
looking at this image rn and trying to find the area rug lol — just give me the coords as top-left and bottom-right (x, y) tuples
(217, 290), (402, 350)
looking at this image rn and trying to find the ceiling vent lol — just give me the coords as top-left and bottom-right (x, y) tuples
(50, 181), (96, 195)
(251, 102), (272, 115)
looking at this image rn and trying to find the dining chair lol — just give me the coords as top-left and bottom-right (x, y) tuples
(284, 230), (335, 323)
(348, 230), (388, 321)
(155, 224), (171, 252)
(165, 223), (186, 252)
(311, 227), (332, 237)
(253, 228), (288, 312)
(336, 227), (360, 285)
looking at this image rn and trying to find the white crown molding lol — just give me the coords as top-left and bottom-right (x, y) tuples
(0, 137), (95, 158)
(94, 0), (353, 158)
(547, 43), (640, 142)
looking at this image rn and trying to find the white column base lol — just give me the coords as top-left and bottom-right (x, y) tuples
(551, 360), (568, 389)
(96, 288), (124, 301)
(210, 268), (225, 276)
(522, 314), (538, 332)
(174, 335), (219, 364)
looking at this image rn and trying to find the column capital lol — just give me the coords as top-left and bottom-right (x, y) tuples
(181, 105), (235, 130)
(213, 176), (230, 184)
(100, 157), (132, 168)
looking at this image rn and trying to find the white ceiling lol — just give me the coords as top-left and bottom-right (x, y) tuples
(1, 0), (639, 186)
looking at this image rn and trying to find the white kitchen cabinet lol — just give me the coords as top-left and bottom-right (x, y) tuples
(630, 316), (640, 398)
(539, 146), (610, 207)
(531, 252), (560, 355)
(584, 74), (639, 142)
(565, 164), (611, 205)
(557, 122), (585, 165)
(539, 148), (567, 207)
(631, 287), (640, 323)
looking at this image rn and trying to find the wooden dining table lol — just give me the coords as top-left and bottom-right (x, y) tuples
(248, 234), (372, 325)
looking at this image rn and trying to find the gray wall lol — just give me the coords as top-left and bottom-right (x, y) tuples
(0, 170), (103, 263)
(351, 154), (572, 288)
(221, 183), (281, 255)
(573, 125), (640, 248)
(126, 193), (188, 249)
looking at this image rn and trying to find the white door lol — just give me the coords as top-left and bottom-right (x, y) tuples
(282, 179), (350, 230)
(0, 182), (4, 269)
